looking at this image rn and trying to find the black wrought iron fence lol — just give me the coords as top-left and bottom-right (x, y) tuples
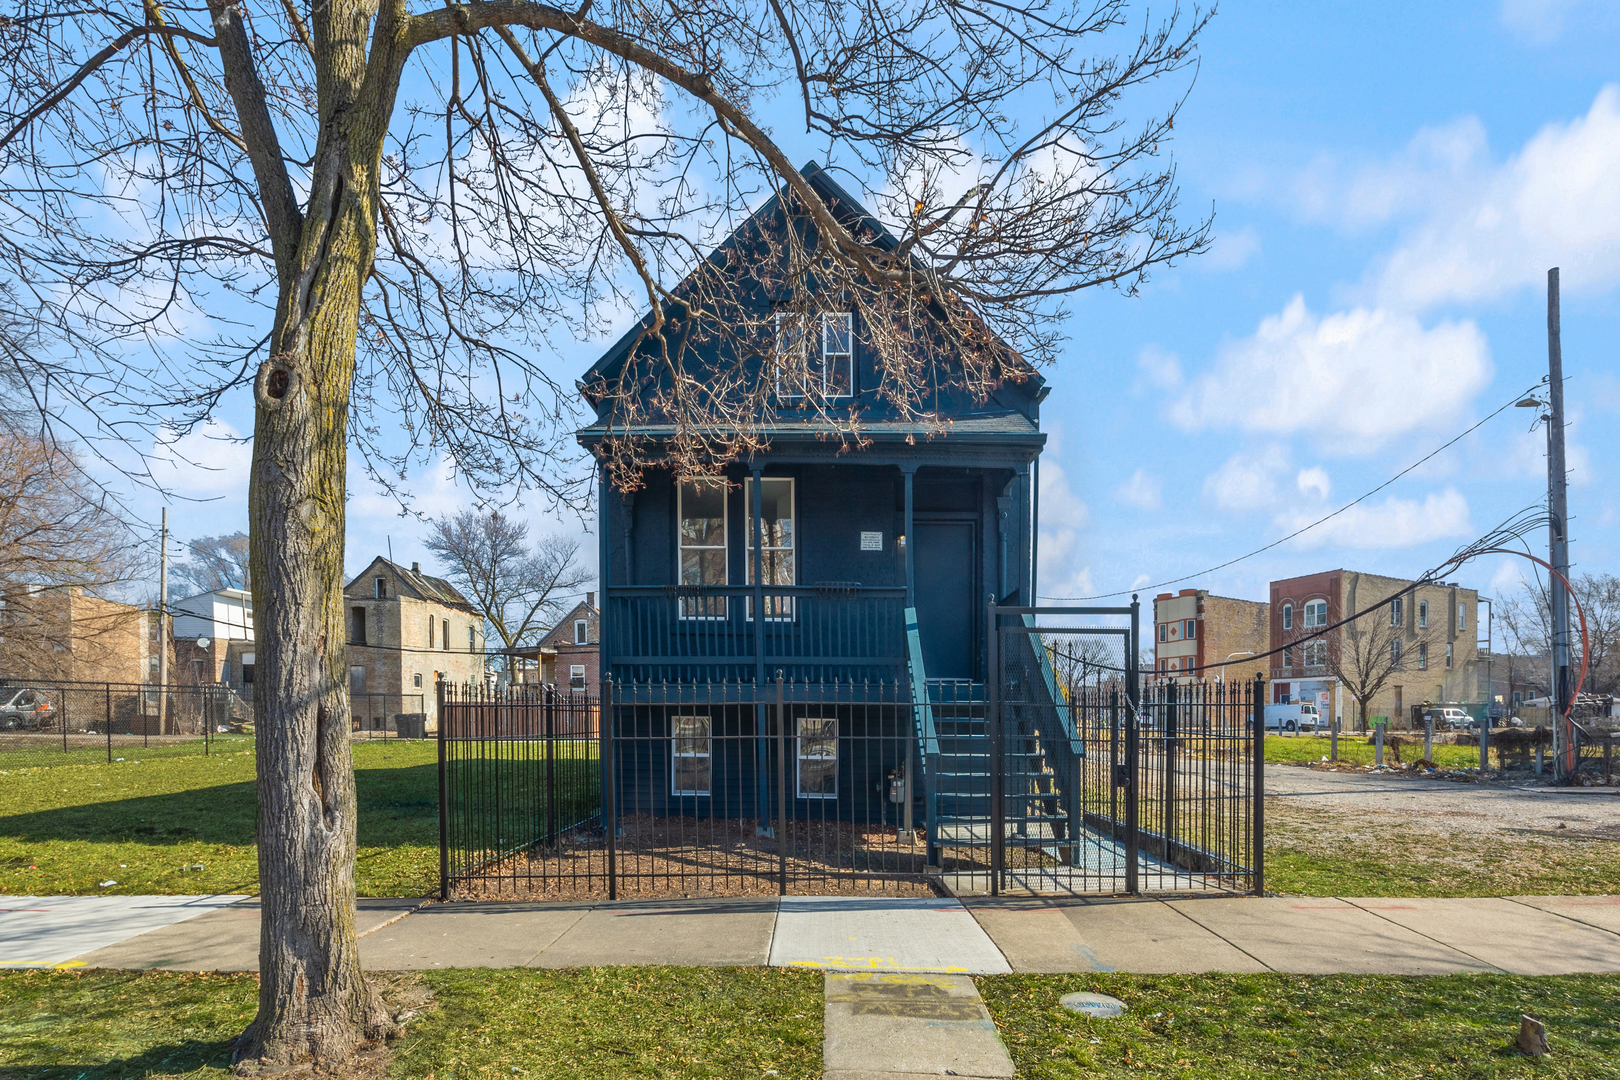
(0, 678), (253, 768)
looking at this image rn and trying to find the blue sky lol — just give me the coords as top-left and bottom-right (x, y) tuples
(148, 1), (1620, 619)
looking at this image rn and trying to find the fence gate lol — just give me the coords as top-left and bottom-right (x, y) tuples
(982, 602), (1264, 897)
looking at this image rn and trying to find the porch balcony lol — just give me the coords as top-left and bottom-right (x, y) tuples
(604, 584), (909, 687)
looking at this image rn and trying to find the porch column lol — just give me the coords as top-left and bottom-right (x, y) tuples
(751, 463), (771, 833)
(902, 466), (916, 609)
(996, 493), (1011, 603)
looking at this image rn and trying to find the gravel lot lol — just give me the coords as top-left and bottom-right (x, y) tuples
(1265, 763), (1620, 840)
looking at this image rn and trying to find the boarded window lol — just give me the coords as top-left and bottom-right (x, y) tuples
(351, 607), (367, 645)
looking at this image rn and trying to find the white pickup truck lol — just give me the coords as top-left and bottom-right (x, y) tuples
(1264, 702), (1321, 734)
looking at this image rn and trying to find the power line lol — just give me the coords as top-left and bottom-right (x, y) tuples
(1041, 379), (1548, 602)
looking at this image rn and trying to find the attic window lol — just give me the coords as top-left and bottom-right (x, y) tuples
(374, 576), (386, 599)
(574, 619), (587, 644)
(774, 312), (853, 400)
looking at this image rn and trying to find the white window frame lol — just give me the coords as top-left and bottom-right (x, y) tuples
(774, 312), (853, 400)
(1282, 645), (1293, 669)
(1184, 619), (1196, 640)
(796, 716), (838, 799)
(569, 664), (586, 690)
(671, 715), (712, 796)
(1446, 642), (1454, 669)
(1418, 600), (1428, 628)
(574, 618), (588, 644)
(1418, 643), (1428, 670)
(374, 576), (387, 599)
(1458, 603), (1466, 631)
(1390, 597), (1403, 626)
(1157, 623), (1167, 643)
(413, 671), (423, 689)
(1304, 600), (1327, 629)
(1282, 603), (1293, 631)
(468, 625), (476, 650)
(1391, 639), (1403, 664)
(746, 476), (796, 621)
(1304, 640), (1327, 668)
(442, 619), (449, 650)
(678, 480), (729, 619)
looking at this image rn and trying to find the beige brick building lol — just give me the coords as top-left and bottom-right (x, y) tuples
(344, 558), (487, 733)
(1271, 569), (1480, 730)
(1152, 589), (1270, 688)
(0, 588), (150, 684)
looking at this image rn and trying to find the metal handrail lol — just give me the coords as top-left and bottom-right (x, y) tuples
(1021, 614), (1084, 755)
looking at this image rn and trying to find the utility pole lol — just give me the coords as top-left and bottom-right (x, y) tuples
(158, 508), (170, 736)
(1546, 268), (1573, 781)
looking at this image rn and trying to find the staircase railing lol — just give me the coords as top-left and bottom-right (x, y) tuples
(1020, 614), (1084, 755)
(904, 607), (940, 860)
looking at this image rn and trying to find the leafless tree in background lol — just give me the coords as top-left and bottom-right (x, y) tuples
(170, 532), (252, 596)
(423, 511), (589, 665)
(1499, 573), (1620, 698)
(1294, 594), (1432, 731)
(1, 0), (1213, 1064)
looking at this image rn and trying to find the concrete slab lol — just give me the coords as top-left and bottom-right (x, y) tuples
(0, 895), (248, 968)
(771, 897), (1011, 974)
(1508, 895), (1620, 936)
(1345, 897), (1620, 975)
(71, 898), (421, 971)
(362, 902), (590, 969)
(823, 972), (1014, 1078)
(534, 898), (776, 968)
(1166, 897), (1498, 975)
(1056, 898), (1270, 974)
(962, 897), (1102, 972)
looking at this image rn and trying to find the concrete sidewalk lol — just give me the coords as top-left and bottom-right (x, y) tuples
(6, 893), (1619, 976)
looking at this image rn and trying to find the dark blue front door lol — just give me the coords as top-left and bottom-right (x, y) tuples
(914, 519), (977, 679)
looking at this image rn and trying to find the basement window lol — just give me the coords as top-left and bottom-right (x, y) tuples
(796, 717), (838, 799)
(671, 715), (712, 796)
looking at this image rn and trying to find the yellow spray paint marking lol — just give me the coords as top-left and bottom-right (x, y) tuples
(788, 956), (969, 973)
(0, 960), (86, 969)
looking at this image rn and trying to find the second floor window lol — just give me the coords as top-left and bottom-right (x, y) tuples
(441, 619), (449, 650)
(1158, 623), (1167, 642)
(1390, 597), (1404, 626)
(351, 607), (366, 645)
(1446, 642), (1454, 669)
(1458, 602), (1467, 631)
(468, 626), (476, 651)
(1418, 643), (1428, 669)
(679, 481), (727, 618)
(1391, 638), (1403, 664)
(1418, 600), (1428, 628)
(1184, 620), (1196, 639)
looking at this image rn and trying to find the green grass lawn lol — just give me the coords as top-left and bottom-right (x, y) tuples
(0, 741), (440, 898)
(1265, 733), (1488, 770)
(979, 972), (1620, 1079)
(0, 967), (823, 1079)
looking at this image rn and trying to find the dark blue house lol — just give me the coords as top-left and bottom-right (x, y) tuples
(576, 164), (1053, 839)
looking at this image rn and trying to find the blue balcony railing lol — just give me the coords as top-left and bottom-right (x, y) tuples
(605, 585), (908, 684)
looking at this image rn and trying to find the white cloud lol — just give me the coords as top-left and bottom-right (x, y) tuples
(1500, 0), (1581, 43)
(1115, 468), (1162, 511)
(1038, 460), (1092, 598)
(1171, 295), (1492, 450)
(1133, 345), (1182, 396)
(150, 419), (253, 498)
(1203, 445), (1289, 513)
(1296, 467), (1332, 501)
(1281, 488), (1473, 550)
(1204, 226), (1261, 271)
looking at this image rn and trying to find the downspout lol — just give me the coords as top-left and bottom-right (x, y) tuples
(1031, 456), (1040, 606)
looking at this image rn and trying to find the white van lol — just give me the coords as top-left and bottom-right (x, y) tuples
(1264, 702), (1320, 734)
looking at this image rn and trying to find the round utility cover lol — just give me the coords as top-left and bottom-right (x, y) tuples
(1060, 992), (1126, 1018)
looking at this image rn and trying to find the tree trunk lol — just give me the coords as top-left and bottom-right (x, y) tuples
(239, 167), (391, 1066)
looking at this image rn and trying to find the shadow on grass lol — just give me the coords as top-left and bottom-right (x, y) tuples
(0, 763), (442, 849)
(0, 1038), (235, 1079)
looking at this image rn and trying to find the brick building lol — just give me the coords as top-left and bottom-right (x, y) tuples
(0, 588), (151, 684)
(343, 557), (487, 733)
(1151, 589), (1270, 687)
(1270, 569), (1480, 730)
(536, 593), (600, 692)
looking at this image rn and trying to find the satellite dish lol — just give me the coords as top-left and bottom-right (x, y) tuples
(196, 637), (212, 649)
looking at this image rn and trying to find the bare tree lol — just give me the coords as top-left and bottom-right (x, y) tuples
(1295, 593), (1431, 731)
(1, 0), (1213, 1064)
(1498, 572), (1620, 698)
(171, 532), (252, 596)
(423, 511), (588, 665)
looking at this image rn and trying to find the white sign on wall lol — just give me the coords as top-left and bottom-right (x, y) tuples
(860, 531), (883, 551)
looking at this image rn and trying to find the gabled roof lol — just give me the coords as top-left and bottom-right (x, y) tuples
(576, 162), (1047, 424)
(538, 598), (599, 648)
(345, 557), (478, 614)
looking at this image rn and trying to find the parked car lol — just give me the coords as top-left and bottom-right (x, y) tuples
(1419, 707), (1473, 731)
(1264, 702), (1320, 734)
(0, 687), (56, 731)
